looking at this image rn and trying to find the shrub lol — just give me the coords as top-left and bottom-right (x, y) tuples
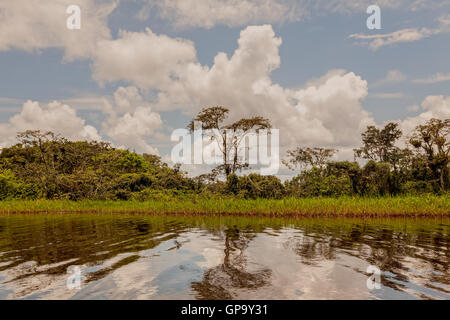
(286, 168), (353, 197)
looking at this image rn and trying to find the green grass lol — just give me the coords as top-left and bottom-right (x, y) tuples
(0, 195), (448, 217)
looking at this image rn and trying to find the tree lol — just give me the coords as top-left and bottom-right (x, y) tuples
(285, 166), (353, 197)
(226, 173), (285, 199)
(326, 161), (362, 194)
(283, 147), (337, 171)
(225, 117), (271, 174)
(359, 160), (391, 196)
(189, 106), (271, 177)
(409, 118), (450, 191)
(354, 123), (402, 165)
(0, 130), (194, 200)
(191, 227), (271, 299)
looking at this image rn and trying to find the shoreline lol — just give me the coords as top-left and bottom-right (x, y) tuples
(0, 196), (448, 217)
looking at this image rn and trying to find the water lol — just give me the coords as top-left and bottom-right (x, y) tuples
(0, 214), (448, 300)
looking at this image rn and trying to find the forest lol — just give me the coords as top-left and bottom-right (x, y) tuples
(0, 115), (448, 202)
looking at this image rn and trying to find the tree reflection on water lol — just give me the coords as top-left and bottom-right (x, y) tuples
(0, 215), (448, 299)
(192, 226), (272, 299)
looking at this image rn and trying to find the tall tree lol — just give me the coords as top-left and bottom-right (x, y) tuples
(409, 118), (450, 190)
(283, 147), (337, 171)
(189, 107), (271, 177)
(354, 122), (402, 165)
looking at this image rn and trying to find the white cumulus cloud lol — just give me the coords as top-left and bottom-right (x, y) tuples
(103, 106), (163, 154)
(93, 28), (198, 89)
(0, 0), (117, 61)
(113, 86), (146, 114)
(399, 95), (450, 139)
(93, 25), (374, 152)
(0, 100), (101, 147)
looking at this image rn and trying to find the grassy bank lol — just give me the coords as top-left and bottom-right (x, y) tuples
(0, 195), (448, 217)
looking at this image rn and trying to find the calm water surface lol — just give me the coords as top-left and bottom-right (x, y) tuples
(0, 214), (448, 300)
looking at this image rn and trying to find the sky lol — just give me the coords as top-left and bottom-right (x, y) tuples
(0, 0), (449, 177)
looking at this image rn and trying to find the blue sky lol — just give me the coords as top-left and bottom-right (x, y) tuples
(0, 0), (449, 175)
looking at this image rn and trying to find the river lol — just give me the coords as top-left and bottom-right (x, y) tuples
(0, 214), (448, 300)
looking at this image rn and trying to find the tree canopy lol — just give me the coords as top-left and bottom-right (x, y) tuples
(0, 116), (448, 201)
(189, 106), (271, 177)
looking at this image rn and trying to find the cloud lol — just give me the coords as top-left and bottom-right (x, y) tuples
(0, 97), (23, 105)
(52, 87), (164, 154)
(143, 0), (302, 29)
(385, 70), (407, 82)
(0, 100), (101, 147)
(0, 97), (24, 113)
(0, 0), (117, 60)
(103, 106), (163, 154)
(113, 86), (147, 114)
(1, 1), (447, 175)
(398, 95), (450, 140)
(311, 0), (450, 13)
(372, 70), (407, 87)
(349, 28), (436, 50)
(92, 28), (198, 90)
(371, 92), (406, 99)
(409, 0), (450, 11)
(106, 86), (163, 154)
(419, 95), (450, 118)
(413, 73), (450, 84)
(143, 0), (450, 29)
(350, 13), (450, 50)
(439, 13), (450, 27)
(61, 95), (110, 111)
(93, 25), (374, 153)
(407, 105), (420, 112)
(291, 70), (373, 147)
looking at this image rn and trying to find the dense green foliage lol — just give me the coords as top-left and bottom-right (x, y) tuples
(0, 117), (448, 201)
(0, 131), (195, 201)
(283, 118), (449, 198)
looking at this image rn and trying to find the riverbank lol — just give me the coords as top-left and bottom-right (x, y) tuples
(0, 195), (448, 217)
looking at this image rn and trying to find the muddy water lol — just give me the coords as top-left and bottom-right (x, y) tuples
(0, 214), (448, 300)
